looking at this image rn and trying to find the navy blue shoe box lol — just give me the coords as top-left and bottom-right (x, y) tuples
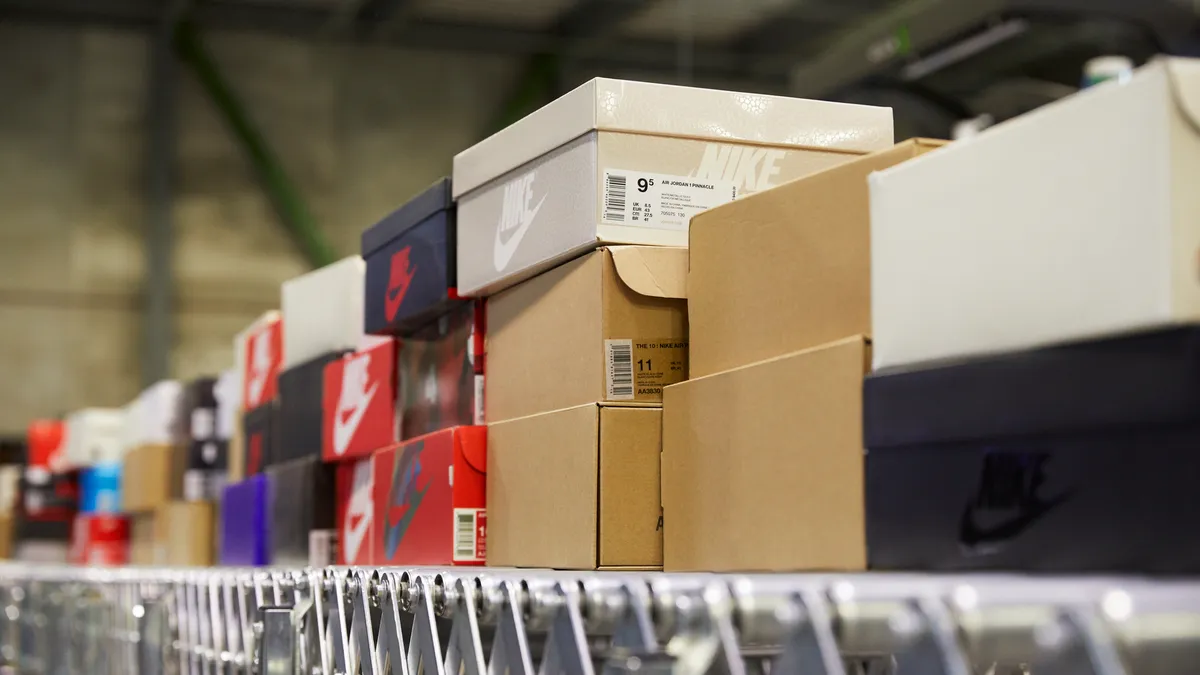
(362, 178), (460, 336)
(864, 327), (1200, 576)
(276, 349), (351, 465)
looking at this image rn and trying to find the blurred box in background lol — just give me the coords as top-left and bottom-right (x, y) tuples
(282, 256), (371, 369)
(371, 426), (485, 567)
(335, 457), (373, 566)
(26, 419), (66, 472)
(122, 444), (185, 512)
(233, 311), (283, 483)
(79, 463), (122, 514)
(130, 502), (214, 566)
(488, 404), (659, 570)
(64, 408), (125, 469)
(322, 341), (398, 462)
(278, 350), (352, 465)
(241, 403), (277, 476)
(487, 247), (686, 423)
(69, 513), (128, 566)
(362, 178), (461, 336)
(268, 456), (334, 568)
(220, 474), (271, 566)
(398, 301), (484, 440)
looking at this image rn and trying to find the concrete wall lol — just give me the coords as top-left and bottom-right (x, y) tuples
(0, 23), (519, 432)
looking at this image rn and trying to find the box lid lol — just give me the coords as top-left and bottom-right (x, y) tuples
(863, 327), (1200, 450)
(453, 77), (894, 197)
(361, 178), (454, 257)
(608, 246), (687, 299)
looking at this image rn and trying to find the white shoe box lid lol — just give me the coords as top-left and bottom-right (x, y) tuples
(870, 57), (1200, 370)
(65, 408), (127, 469)
(454, 78), (893, 296)
(215, 368), (240, 441)
(281, 256), (367, 369)
(124, 380), (181, 449)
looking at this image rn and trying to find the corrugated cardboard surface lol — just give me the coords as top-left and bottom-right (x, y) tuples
(131, 502), (215, 566)
(122, 443), (185, 513)
(688, 140), (943, 378)
(488, 247), (686, 422)
(488, 403), (662, 569)
(662, 336), (869, 572)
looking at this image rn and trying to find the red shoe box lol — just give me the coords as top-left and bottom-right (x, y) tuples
(243, 315), (283, 411)
(334, 456), (374, 566)
(69, 513), (129, 566)
(322, 340), (399, 462)
(370, 426), (485, 566)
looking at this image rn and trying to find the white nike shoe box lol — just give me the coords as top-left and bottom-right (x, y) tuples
(871, 57), (1200, 370)
(453, 77), (893, 296)
(126, 380), (182, 449)
(64, 408), (127, 469)
(282, 256), (370, 369)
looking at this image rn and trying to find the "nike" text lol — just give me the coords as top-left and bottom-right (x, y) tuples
(693, 143), (785, 193)
(493, 171), (545, 272)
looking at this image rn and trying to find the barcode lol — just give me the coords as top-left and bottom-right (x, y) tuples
(606, 339), (634, 400)
(454, 509), (477, 561)
(604, 174), (627, 222)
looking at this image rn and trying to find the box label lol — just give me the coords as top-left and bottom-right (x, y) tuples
(453, 507), (486, 563)
(601, 169), (737, 231)
(605, 338), (688, 401)
(309, 529), (338, 567)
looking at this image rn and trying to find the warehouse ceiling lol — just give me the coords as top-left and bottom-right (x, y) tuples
(2, 0), (1199, 137)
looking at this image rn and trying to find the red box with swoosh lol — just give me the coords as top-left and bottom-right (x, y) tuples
(369, 426), (486, 566)
(242, 315), (283, 411)
(322, 340), (399, 463)
(334, 456), (374, 565)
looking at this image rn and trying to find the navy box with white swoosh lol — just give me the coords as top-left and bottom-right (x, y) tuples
(864, 326), (1200, 575)
(362, 178), (459, 337)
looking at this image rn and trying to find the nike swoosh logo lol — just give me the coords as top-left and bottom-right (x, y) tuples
(344, 509), (370, 562)
(385, 265), (417, 322)
(247, 368), (267, 407)
(959, 492), (1071, 549)
(332, 382), (379, 456)
(493, 194), (546, 272)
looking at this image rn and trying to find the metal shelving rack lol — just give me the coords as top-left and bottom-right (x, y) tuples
(2, 565), (1199, 675)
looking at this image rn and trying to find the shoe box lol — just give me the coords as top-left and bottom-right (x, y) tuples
(220, 474), (271, 566)
(122, 443), (185, 513)
(488, 247), (684, 422)
(277, 349), (351, 465)
(322, 340), (398, 462)
(242, 402), (278, 475)
(453, 77), (893, 296)
(662, 336), (868, 572)
(363, 178), (462, 336)
(371, 426), (486, 566)
(126, 380), (182, 449)
(865, 326), (1200, 575)
(63, 408), (125, 469)
(267, 456), (334, 568)
(870, 58), (1200, 370)
(240, 311), (284, 411)
(19, 468), (78, 523)
(79, 463), (122, 514)
(489, 403), (660, 570)
(282, 256), (373, 370)
(130, 502), (215, 566)
(175, 377), (227, 500)
(69, 513), (129, 566)
(687, 139), (944, 378)
(335, 456), (374, 566)
(26, 419), (66, 472)
(399, 300), (485, 439)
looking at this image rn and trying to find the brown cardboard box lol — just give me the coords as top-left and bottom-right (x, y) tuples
(487, 247), (687, 422)
(130, 502), (214, 566)
(662, 336), (869, 572)
(488, 403), (663, 569)
(122, 444), (186, 513)
(687, 140), (944, 378)
(0, 514), (12, 559)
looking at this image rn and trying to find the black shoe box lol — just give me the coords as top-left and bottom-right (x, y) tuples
(175, 377), (220, 454)
(242, 403), (277, 476)
(267, 455), (334, 568)
(864, 326), (1200, 575)
(276, 350), (351, 466)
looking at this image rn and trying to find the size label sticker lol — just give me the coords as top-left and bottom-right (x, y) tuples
(453, 508), (486, 562)
(606, 338), (688, 401)
(602, 170), (738, 231)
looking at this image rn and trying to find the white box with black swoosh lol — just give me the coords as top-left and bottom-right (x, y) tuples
(452, 78), (893, 297)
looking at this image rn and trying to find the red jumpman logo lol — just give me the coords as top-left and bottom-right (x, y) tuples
(385, 246), (417, 322)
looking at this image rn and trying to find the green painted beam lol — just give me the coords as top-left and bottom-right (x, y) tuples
(174, 19), (337, 269)
(488, 52), (560, 137)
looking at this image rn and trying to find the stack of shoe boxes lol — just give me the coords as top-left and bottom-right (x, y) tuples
(344, 178), (486, 569)
(462, 77), (894, 570)
(63, 407), (129, 565)
(864, 57), (1200, 574)
(123, 380), (215, 566)
(19, 419), (75, 559)
(662, 140), (965, 572)
(219, 312), (281, 565)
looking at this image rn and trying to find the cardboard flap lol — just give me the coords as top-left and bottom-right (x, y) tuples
(457, 426), (488, 475)
(1165, 58), (1200, 132)
(609, 246), (688, 299)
